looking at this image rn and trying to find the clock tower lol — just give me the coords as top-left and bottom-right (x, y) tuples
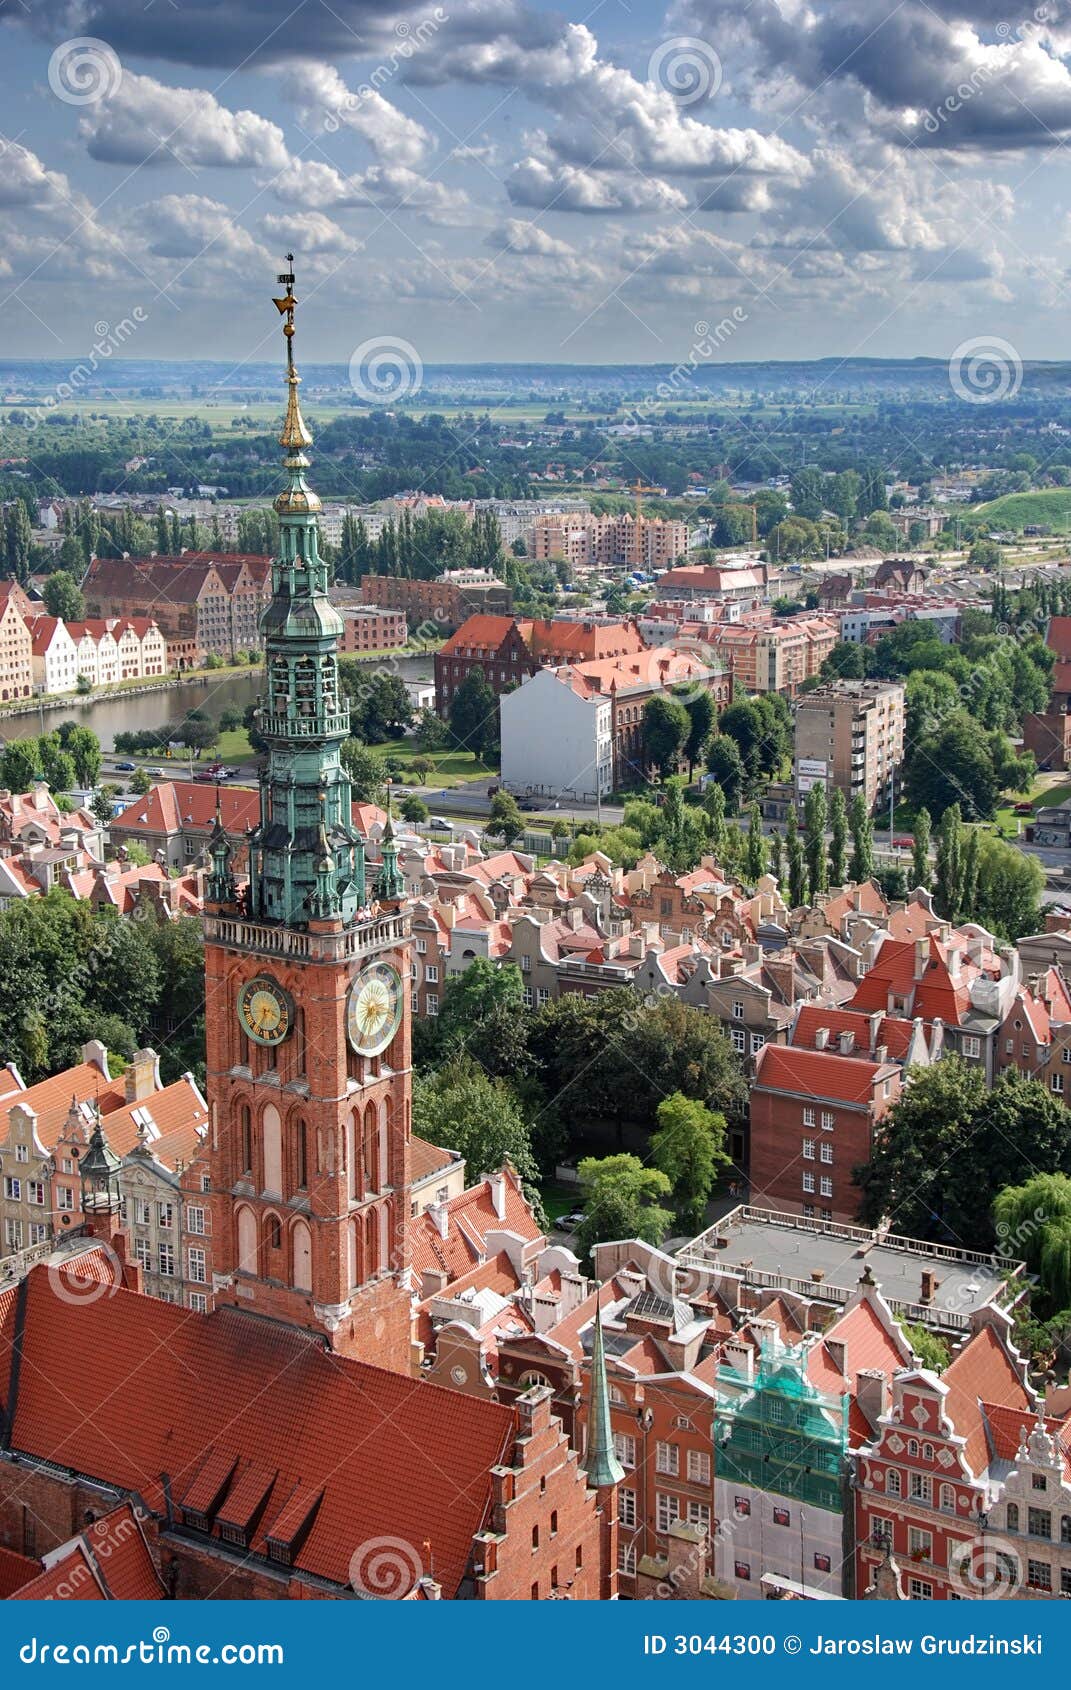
(203, 259), (413, 1372)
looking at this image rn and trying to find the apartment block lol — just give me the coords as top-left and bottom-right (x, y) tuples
(794, 678), (905, 810)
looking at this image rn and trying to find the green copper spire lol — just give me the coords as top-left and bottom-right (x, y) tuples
(207, 789), (237, 905)
(245, 257), (366, 928)
(584, 1295), (625, 1489)
(376, 785), (405, 904)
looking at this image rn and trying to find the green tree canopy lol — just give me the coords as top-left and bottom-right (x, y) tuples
(574, 1153), (674, 1262)
(651, 1091), (729, 1231)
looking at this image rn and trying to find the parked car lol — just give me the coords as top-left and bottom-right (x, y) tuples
(429, 815), (451, 830)
(559, 1212), (586, 1231)
(518, 798), (540, 812)
(145, 766), (165, 777)
(891, 835), (914, 850)
(113, 760), (136, 772)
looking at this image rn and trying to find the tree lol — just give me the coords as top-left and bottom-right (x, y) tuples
(4, 501), (32, 582)
(905, 716), (1000, 820)
(785, 806), (806, 908)
(42, 570), (85, 622)
(675, 686), (716, 776)
(899, 1323), (950, 1373)
(821, 640), (867, 682)
(433, 958), (531, 1080)
(849, 791), (874, 883)
(934, 804), (964, 921)
(651, 1092), (729, 1231)
(131, 767), (153, 796)
(91, 784), (117, 825)
(340, 739), (387, 803)
(414, 708), (448, 754)
(705, 735), (746, 813)
(642, 693), (690, 780)
(828, 786), (847, 887)
(911, 806), (931, 892)
(400, 794), (428, 823)
(858, 1061), (1071, 1251)
(409, 755), (435, 785)
(744, 802), (767, 883)
(768, 828), (783, 884)
(994, 1174), (1071, 1319)
(448, 667), (498, 761)
(968, 537), (1003, 572)
(37, 738), (75, 794)
(0, 739), (40, 792)
(343, 669), (413, 743)
(485, 789), (525, 846)
(974, 831), (1044, 941)
(803, 782), (827, 898)
(413, 1058), (544, 1222)
(703, 781), (729, 857)
(574, 1154), (674, 1261)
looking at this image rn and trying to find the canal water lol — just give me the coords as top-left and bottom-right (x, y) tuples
(0, 655), (435, 752)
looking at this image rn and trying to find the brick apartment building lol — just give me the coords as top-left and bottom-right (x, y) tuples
(0, 581), (33, 702)
(707, 617), (839, 697)
(360, 570), (513, 633)
(83, 554), (271, 664)
(435, 614), (648, 714)
(533, 513), (688, 571)
(748, 1041), (902, 1221)
(339, 605), (408, 653)
(794, 679), (906, 811)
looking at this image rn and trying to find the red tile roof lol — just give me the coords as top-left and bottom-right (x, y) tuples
(753, 1041), (897, 1105)
(0, 1265), (517, 1598)
(112, 782), (258, 838)
(942, 1324), (1033, 1476)
(410, 1168), (543, 1281)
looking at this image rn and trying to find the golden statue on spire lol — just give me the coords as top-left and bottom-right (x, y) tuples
(273, 253), (312, 452)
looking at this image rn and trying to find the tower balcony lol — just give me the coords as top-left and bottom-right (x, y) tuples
(258, 709), (351, 740)
(204, 907), (410, 964)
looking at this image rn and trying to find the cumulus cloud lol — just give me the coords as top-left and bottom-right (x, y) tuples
(507, 157), (689, 213)
(270, 157), (472, 225)
(280, 64), (433, 167)
(78, 72), (290, 170)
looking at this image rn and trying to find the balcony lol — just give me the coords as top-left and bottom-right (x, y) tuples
(258, 710), (351, 739)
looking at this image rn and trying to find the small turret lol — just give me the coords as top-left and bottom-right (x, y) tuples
(583, 1296), (625, 1489)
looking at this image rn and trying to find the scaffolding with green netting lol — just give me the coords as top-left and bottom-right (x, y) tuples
(715, 1342), (849, 1514)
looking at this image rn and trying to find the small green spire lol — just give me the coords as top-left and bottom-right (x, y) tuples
(376, 783), (405, 904)
(207, 788), (236, 905)
(583, 1294), (625, 1489)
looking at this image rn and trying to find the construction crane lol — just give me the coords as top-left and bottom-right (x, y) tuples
(628, 477), (662, 573)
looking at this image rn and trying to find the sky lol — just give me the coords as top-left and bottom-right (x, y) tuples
(3, 0), (1071, 373)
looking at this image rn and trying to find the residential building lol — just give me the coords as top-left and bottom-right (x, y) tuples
(533, 512), (688, 570)
(748, 1041), (902, 1221)
(653, 563), (772, 601)
(339, 605), (408, 653)
(435, 614), (647, 714)
(501, 665), (614, 801)
(706, 618), (838, 697)
(0, 584), (33, 702)
(794, 679), (906, 811)
(359, 571), (512, 633)
(108, 780), (259, 871)
(82, 554), (271, 664)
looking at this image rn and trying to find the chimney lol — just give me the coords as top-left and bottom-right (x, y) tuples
(428, 1201), (449, 1241)
(124, 1048), (159, 1103)
(824, 1335), (847, 1378)
(814, 1027), (830, 1050)
(875, 1045), (887, 1066)
(420, 1267), (448, 1298)
(920, 1268), (938, 1304)
(82, 1039), (111, 1079)
(914, 937), (929, 981)
(488, 1169), (507, 1220)
(855, 1368), (889, 1432)
(852, 886), (864, 911)
(838, 1030), (854, 1056)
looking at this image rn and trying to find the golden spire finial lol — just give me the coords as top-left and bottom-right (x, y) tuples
(273, 253), (312, 451)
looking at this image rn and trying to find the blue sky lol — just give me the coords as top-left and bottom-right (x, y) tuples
(2, 0), (1071, 368)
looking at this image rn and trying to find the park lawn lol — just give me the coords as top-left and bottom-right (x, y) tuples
(991, 773), (1071, 836)
(378, 737), (498, 788)
(214, 727), (255, 762)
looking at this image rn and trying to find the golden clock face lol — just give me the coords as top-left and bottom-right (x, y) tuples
(347, 962), (403, 1058)
(237, 976), (293, 1046)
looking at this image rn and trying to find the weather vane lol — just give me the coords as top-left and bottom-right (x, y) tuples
(272, 253), (298, 357)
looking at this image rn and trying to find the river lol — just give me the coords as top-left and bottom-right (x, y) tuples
(0, 654), (436, 752)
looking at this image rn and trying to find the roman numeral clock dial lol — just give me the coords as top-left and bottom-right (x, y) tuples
(347, 962), (403, 1058)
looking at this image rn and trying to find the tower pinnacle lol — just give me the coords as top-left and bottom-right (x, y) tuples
(584, 1295), (625, 1489)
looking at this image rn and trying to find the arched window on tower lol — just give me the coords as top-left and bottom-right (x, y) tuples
(347, 1219), (358, 1290)
(363, 1102), (377, 1193)
(296, 1118), (308, 1190)
(346, 1111), (357, 1203)
(240, 1105), (252, 1177)
(236, 1205), (257, 1276)
(262, 1104), (282, 1196)
(292, 1219), (312, 1292)
(265, 1213), (282, 1254)
(365, 1207), (378, 1278)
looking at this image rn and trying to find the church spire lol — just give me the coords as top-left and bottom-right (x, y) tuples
(583, 1295), (625, 1489)
(246, 259), (365, 929)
